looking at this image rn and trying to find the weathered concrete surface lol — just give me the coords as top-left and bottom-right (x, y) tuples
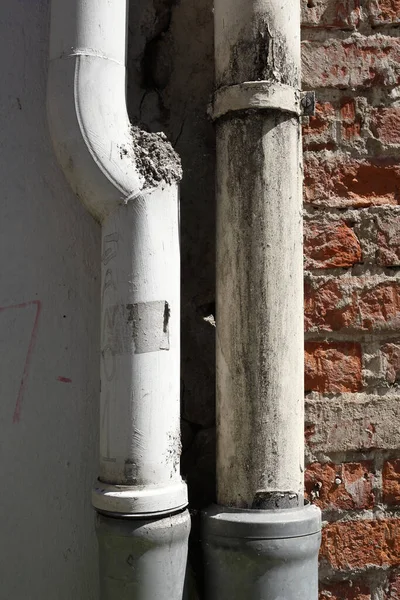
(0, 1), (99, 597)
(305, 393), (400, 460)
(215, 112), (304, 508)
(213, 0), (303, 509)
(129, 127), (182, 188)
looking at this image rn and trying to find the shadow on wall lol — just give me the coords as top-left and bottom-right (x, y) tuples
(0, 1), (100, 598)
(127, 0), (216, 594)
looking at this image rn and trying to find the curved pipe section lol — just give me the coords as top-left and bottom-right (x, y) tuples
(47, 0), (187, 517)
(48, 0), (143, 221)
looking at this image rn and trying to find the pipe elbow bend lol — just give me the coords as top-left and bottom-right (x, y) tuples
(47, 55), (145, 222)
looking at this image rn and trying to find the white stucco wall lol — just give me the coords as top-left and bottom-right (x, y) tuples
(0, 1), (99, 597)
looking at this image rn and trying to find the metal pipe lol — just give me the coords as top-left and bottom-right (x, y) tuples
(47, 0), (189, 596)
(203, 0), (321, 596)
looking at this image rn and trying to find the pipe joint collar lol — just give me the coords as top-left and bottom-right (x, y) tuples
(203, 503), (321, 600)
(92, 479), (188, 518)
(96, 510), (190, 599)
(203, 502), (321, 539)
(210, 82), (301, 121)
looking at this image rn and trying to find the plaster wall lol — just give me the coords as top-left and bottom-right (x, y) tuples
(0, 0), (216, 596)
(0, 1), (99, 597)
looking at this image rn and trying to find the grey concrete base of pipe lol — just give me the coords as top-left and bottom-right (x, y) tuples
(96, 510), (190, 600)
(203, 503), (321, 600)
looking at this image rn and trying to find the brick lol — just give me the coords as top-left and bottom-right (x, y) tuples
(304, 155), (400, 208)
(368, 0), (400, 26)
(319, 581), (371, 600)
(303, 102), (335, 136)
(304, 279), (356, 330)
(304, 279), (357, 332)
(371, 108), (400, 145)
(302, 98), (366, 150)
(302, 37), (400, 89)
(305, 395), (400, 453)
(303, 101), (336, 150)
(385, 573), (400, 598)
(383, 459), (400, 505)
(359, 283), (400, 330)
(304, 220), (362, 269)
(305, 423), (316, 445)
(305, 462), (374, 509)
(341, 98), (356, 121)
(301, 0), (361, 29)
(375, 213), (400, 267)
(341, 121), (362, 141)
(381, 343), (400, 384)
(320, 519), (400, 570)
(341, 98), (362, 141)
(305, 341), (362, 393)
(305, 279), (400, 332)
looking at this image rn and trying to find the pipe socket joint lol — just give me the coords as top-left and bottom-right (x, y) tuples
(203, 503), (321, 600)
(96, 510), (190, 600)
(92, 480), (188, 518)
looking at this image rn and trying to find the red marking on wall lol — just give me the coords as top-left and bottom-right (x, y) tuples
(0, 300), (42, 423)
(57, 376), (72, 383)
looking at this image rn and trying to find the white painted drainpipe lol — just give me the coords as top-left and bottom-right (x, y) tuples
(47, 1), (189, 597)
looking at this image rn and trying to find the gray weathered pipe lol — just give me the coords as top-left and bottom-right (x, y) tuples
(215, 0), (304, 512)
(203, 0), (321, 597)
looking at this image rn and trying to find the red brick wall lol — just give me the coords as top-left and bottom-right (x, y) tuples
(302, 1), (400, 597)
